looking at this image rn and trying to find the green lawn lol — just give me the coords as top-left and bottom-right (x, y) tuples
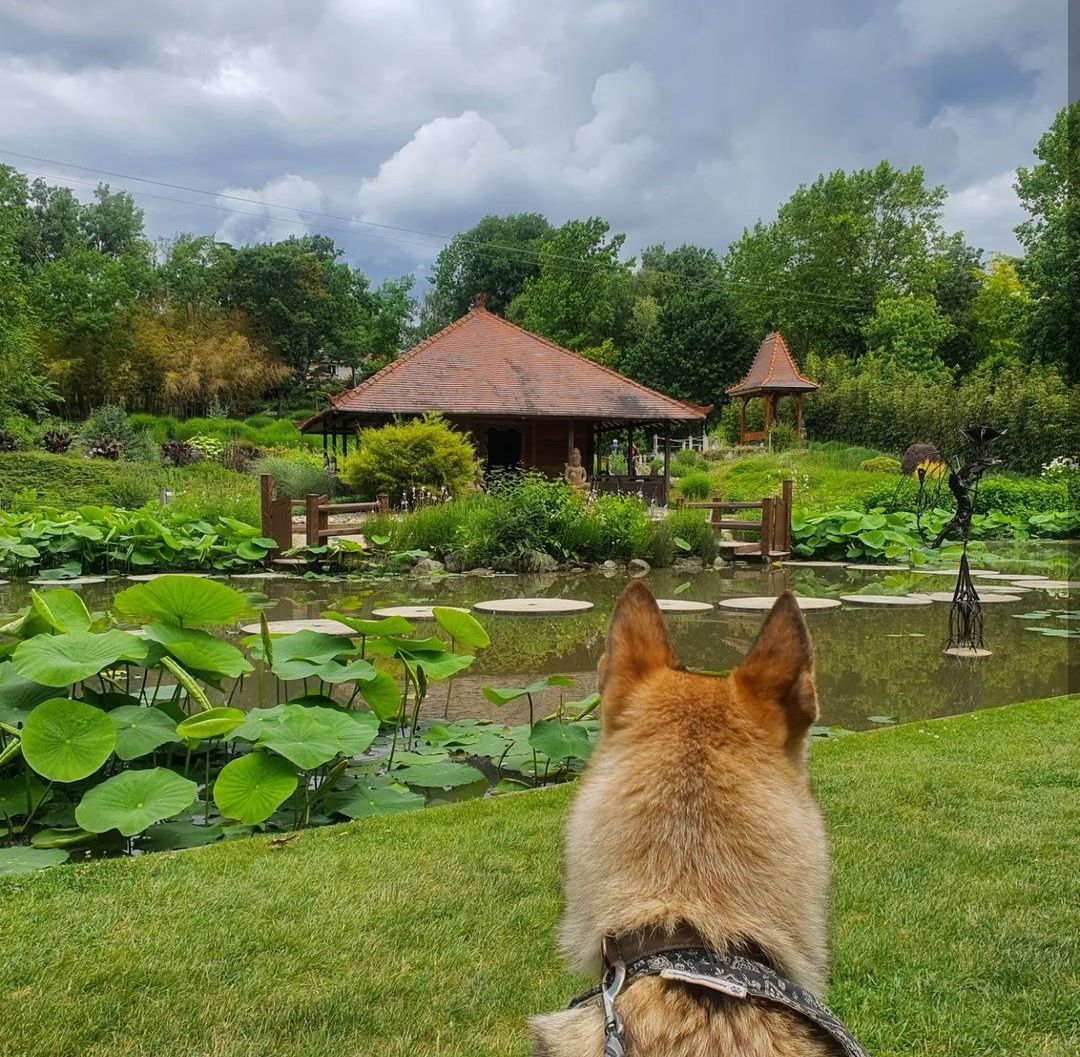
(1, 697), (1077, 1057)
(701, 445), (899, 512)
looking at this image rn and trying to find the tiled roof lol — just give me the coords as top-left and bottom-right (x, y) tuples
(306, 306), (707, 425)
(726, 332), (819, 396)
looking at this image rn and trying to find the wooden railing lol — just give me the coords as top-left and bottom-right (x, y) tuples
(304, 493), (388, 546)
(679, 479), (793, 558)
(259, 474), (388, 554)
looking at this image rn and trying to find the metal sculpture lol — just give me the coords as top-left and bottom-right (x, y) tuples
(908, 426), (1006, 657)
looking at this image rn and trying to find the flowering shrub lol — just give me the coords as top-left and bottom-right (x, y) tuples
(160, 439), (201, 467)
(86, 439), (122, 460)
(186, 433), (225, 460)
(42, 430), (73, 454)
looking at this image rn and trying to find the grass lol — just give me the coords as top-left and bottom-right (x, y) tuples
(1, 696), (1076, 1056)
(706, 443), (899, 513)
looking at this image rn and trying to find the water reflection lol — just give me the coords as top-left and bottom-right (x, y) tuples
(2, 541), (1075, 730)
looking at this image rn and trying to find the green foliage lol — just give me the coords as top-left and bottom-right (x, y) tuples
(861, 292), (954, 373)
(647, 509), (717, 566)
(506, 217), (634, 352)
(338, 414), (479, 504)
(0, 506), (278, 577)
(253, 452), (336, 501)
(0, 450), (164, 510)
(419, 213), (552, 334)
(163, 461), (260, 525)
(675, 470), (711, 500)
(768, 422), (798, 452)
(670, 448), (708, 477)
(79, 405), (155, 462)
(802, 354), (1079, 474)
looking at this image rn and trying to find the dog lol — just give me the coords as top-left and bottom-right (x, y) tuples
(531, 581), (846, 1056)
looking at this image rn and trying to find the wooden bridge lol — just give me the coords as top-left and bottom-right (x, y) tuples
(678, 479), (793, 559)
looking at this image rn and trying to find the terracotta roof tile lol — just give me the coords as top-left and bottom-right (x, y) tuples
(313, 307), (707, 424)
(726, 332), (819, 396)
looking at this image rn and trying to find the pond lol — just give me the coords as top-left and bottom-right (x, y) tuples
(5, 539), (1075, 732)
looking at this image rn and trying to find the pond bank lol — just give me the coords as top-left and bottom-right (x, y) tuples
(1, 696), (1075, 1057)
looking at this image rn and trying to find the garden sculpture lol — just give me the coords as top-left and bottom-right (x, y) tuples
(564, 447), (589, 491)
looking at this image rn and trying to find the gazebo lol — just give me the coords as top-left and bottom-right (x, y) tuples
(299, 297), (707, 504)
(726, 331), (819, 444)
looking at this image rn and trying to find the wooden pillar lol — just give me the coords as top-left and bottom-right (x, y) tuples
(763, 394), (773, 433)
(529, 421), (537, 468)
(739, 397), (747, 444)
(662, 427), (671, 504)
(760, 495), (774, 556)
(626, 426), (633, 476)
(780, 478), (794, 552)
(568, 423), (575, 462)
(796, 394), (804, 438)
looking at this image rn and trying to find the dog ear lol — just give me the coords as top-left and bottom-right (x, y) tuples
(734, 591), (817, 752)
(598, 579), (676, 706)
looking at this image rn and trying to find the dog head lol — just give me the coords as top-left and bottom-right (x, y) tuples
(560, 580), (829, 991)
(599, 579), (818, 762)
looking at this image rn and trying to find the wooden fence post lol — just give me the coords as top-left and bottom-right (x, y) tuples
(760, 496), (774, 556)
(376, 492), (389, 515)
(260, 474), (274, 539)
(305, 494), (323, 547)
(780, 479), (793, 553)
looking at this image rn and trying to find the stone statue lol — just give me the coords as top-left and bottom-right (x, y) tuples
(564, 447), (588, 490)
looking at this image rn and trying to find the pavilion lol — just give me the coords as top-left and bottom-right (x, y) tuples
(726, 332), (819, 444)
(299, 297), (707, 504)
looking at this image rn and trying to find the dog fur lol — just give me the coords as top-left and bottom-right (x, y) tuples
(530, 581), (841, 1056)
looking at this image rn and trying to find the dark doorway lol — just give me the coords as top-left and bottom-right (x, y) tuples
(486, 428), (522, 474)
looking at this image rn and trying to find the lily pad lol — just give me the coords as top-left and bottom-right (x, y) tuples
(21, 698), (116, 782)
(432, 607), (490, 648)
(482, 675), (575, 705)
(30, 588), (92, 634)
(108, 705), (179, 761)
(137, 821), (224, 851)
(76, 767), (197, 836)
(214, 753), (298, 824)
(143, 624), (252, 679)
(30, 826), (97, 848)
(322, 613), (413, 637)
(13, 630), (149, 687)
(175, 707), (247, 740)
(392, 759), (485, 789)
(114, 576), (251, 627)
(0, 846), (68, 876)
(256, 706), (379, 769)
(323, 782), (424, 818)
(358, 670), (401, 722)
(528, 720), (594, 763)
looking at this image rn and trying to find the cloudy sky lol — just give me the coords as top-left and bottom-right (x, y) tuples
(0, 0), (1070, 283)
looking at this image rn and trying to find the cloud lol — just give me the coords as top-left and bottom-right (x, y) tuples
(214, 174), (324, 244)
(0, 0), (1066, 279)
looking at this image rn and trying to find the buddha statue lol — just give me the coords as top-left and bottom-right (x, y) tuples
(564, 447), (588, 490)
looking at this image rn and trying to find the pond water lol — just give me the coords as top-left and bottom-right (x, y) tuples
(4, 540), (1075, 731)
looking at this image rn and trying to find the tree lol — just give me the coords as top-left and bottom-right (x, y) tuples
(619, 244), (754, 408)
(969, 257), (1031, 364)
(420, 213), (551, 334)
(225, 235), (370, 378)
(158, 234), (234, 318)
(931, 233), (983, 372)
(861, 293), (954, 375)
(1014, 102), (1079, 380)
(723, 162), (949, 358)
(78, 184), (147, 258)
(506, 217), (634, 352)
(359, 276), (416, 376)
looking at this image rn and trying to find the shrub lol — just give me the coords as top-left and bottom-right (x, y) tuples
(254, 453), (336, 500)
(81, 405), (156, 462)
(87, 439), (123, 461)
(339, 414), (479, 504)
(0, 432), (18, 452)
(972, 474), (1068, 517)
(665, 509), (717, 563)
(859, 456), (901, 473)
(676, 471), (712, 500)
(0, 451), (164, 509)
(160, 439), (201, 467)
(186, 433), (225, 461)
(42, 430), (73, 455)
(768, 422), (798, 452)
(128, 414), (180, 444)
(164, 462), (260, 524)
(392, 501), (467, 553)
(221, 440), (263, 473)
(670, 448), (708, 478)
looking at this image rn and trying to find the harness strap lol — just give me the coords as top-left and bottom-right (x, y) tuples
(568, 947), (872, 1057)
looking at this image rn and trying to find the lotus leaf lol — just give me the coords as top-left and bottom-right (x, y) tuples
(138, 821), (224, 851)
(0, 665), (55, 726)
(0, 774), (51, 817)
(75, 767), (197, 836)
(114, 576), (251, 626)
(482, 675), (574, 705)
(392, 759), (485, 788)
(322, 612), (413, 637)
(30, 826), (96, 848)
(358, 670), (401, 721)
(527, 720), (594, 763)
(323, 782), (424, 818)
(13, 630), (149, 687)
(30, 588), (92, 633)
(175, 707), (246, 740)
(213, 753), (297, 824)
(108, 705), (179, 760)
(143, 623), (252, 679)
(0, 846), (68, 875)
(256, 706), (380, 769)
(21, 698), (116, 782)
(431, 607), (490, 648)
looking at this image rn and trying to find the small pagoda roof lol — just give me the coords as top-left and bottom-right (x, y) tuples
(726, 332), (819, 396)
(301, 301), (708, 431)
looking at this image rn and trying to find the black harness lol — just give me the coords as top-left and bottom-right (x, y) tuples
(568, 946), (872, 1057)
